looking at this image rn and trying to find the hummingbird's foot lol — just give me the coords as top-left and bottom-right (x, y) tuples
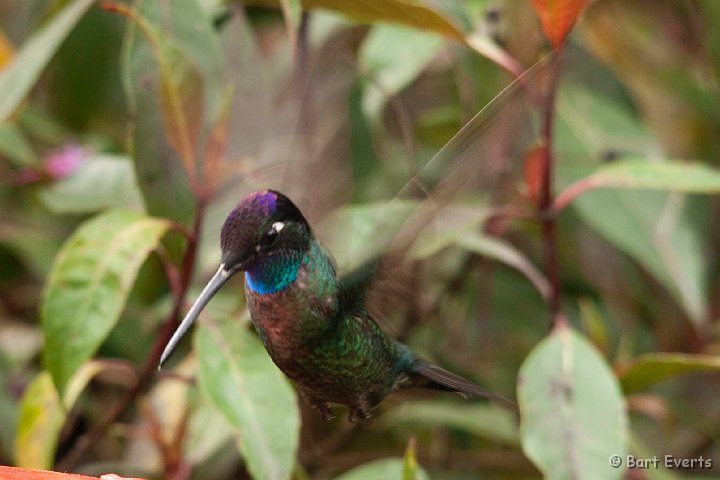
(348, 407), (372, 423)
(303, 393), (335, 421)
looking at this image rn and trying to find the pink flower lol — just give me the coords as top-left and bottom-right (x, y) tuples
(13, 143), (84, 185)
(44, 143), (84, 179)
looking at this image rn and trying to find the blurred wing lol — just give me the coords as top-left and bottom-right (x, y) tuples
(195, 12), (360, 274)
(335, 51), (558, 333)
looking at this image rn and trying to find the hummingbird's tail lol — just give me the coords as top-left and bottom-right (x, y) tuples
(409, 360), (516, 409)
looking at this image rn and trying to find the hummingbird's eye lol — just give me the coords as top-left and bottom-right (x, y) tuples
(259, 221), (284, 247)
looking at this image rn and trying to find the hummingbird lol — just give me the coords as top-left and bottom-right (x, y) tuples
(160, 189), (510, 421)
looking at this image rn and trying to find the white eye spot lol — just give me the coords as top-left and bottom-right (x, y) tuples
(272, 221), (285, 232)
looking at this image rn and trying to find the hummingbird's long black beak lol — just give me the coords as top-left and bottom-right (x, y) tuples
(159, 263), (236, 368)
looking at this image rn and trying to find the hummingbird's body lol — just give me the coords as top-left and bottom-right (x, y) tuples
(161, 190), (506, 421)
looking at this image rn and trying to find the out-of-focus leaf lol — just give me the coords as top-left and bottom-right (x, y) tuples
(334, 458), (429, 480)
(196, 320), (299, 480)
(530, 0), (588, 48)
(402, 437), (418, 480)
(15, 371), (63, 470)
(0, 123), (35, 165)
(184, 401), (235, 465)
(556, 84), (710, 326)
(359, 23), (444, 121)
(381, 400), (519, 447)
(38, 155), (144, 214)
(573, 190), (708, 326)
(41, 210), (170, 394)
(244, 0), (464, 40)
(457, 233), (550, 301)
(62, 361), (106, 411)
(558, 159), (720, 208)
(577, 298), (609, 354)
(406, 204), (550, 299)
(15, 364), (112, 470)
(518, 324), (627, 480)
(465, 32), (523, 78)
(620, 353), (720, 394)
(0, 0), (96, 122)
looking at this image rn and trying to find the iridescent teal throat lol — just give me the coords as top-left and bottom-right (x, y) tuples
(246, 253), (305, 294)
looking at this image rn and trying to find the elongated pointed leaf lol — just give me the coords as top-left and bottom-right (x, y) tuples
(560, 159), (720, 202)
(245, 0), (464, 40)
(0, 0), (96, 122)
(41, 210), (170, 394)
(196, 320), (299, 480)
(402, 438), (418, 480)
(620, 353), (720, 394)
(14, 372), (63, 470)
(530, 0), (588, 47)
(518, 325), (627, 480)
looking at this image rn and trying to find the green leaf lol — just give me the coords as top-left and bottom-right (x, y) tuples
(334, 458), (430, 480)
(38, 154), (144, 214)
(556, 85), (710, 326)
(620, 353), (720, 394)
(457, 233), (549, 297)
(14, 371), (64, 470)
(572, 190), (708, 326)
(402, 438), (418, 480)
(359, 23), (444, 120)
(0, 0), (96, 122)
(381, 400), (519, 447)
(184, 402), (236, 465)
(245, 0), (464, 40)
(518, 325), (627, 480)
(41, 210), (170, 394)
(15, 364), (112, 470)
(196, 320), (300, 480)
(561, 159), (720, 200)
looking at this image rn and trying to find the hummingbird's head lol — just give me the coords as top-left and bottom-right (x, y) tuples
(159, 189), (311, 368)
(219, 189), (311, 274)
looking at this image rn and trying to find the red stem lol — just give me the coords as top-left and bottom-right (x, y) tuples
(537, 49), (564, 326)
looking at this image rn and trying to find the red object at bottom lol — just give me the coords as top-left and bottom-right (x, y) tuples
(0, 466), (146, 480)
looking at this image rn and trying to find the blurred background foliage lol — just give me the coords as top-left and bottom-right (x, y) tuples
(1, 0), (720, 479)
